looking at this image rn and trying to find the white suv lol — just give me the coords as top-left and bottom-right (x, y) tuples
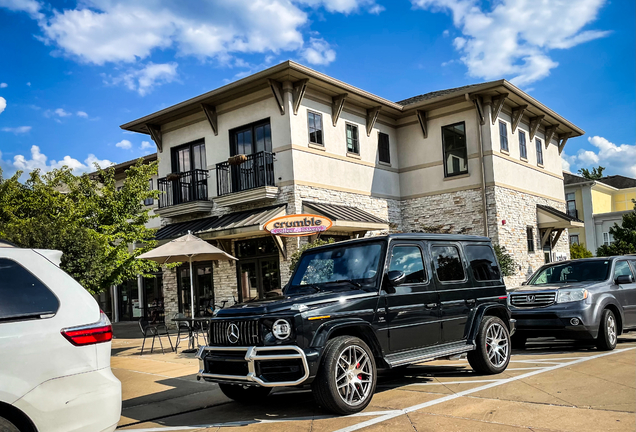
(0, 243), (121, 432)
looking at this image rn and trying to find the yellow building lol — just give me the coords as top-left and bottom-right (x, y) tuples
(564, 172), (636, 253)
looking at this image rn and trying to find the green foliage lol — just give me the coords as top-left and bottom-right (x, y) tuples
(493, 244), (516, 277)
(577, 166), (605, 180)
(570, 242), (593, 259)
(0, 160), (161, 294)
(289, 238), (335, 273)
(596, 199), (636, 257)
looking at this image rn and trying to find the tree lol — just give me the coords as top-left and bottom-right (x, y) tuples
(570, 242), (593, 259)
(289, 238), (335, 273)
(578, 166), (605, 180)
(493, 244), (516, 277)
(596, 200), (636, 257)
(0, 160), (160, 294)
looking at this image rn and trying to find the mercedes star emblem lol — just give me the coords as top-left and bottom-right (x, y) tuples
(227, 323), (240, 344)
(526, 295), (536, 303)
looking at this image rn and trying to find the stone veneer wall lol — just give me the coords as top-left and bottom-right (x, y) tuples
(400, 188), (486, 235)
(489, 185), (570, 288)
(162, 266), (179, 325)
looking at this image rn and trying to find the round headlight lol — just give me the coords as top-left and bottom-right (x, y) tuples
(272, 319), (291, 340)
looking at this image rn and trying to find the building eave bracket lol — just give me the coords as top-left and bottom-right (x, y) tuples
(544, 124), (559, 149)
(558, 132), (572, 155)
(511, 105), (527, 134)
(366, 106), (381, 137)
(469, 95), (485, 125)
(292, 79), (309, 116)
(491, 93), (509, 125)
(416, 109), (428, 139)
(146, 124), (162, 152)
(529, 115), (545, 140)
(201, 103), (218, 136)
(331, 93), (347, 127)
(268, 79), (285, 115)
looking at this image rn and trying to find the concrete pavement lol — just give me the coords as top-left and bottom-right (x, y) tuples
(110, 323), (636, 432)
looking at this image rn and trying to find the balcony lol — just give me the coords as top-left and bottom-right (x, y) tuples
(215, 151), (278, 206)
(156, 169), (214, 218)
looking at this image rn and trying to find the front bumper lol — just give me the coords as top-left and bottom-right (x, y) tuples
(196, 345), (310, 387)
(511, 301), (598, 339)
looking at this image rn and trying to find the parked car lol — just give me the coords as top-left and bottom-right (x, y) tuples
(197, 234), (514, 414)
(509, 256), (636, 350)
(0, 241), (121, 432)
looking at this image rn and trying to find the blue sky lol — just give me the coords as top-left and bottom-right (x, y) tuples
(0, 0), (634, 177)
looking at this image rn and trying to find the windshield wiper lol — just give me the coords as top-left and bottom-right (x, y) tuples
(323, 279), (362, 289)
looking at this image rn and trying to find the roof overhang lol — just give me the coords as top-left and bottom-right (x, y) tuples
(302, 201), (389, 232)
(537, 205), (584, 230)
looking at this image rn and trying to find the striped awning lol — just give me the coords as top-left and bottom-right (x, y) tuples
(303, 201), (389, 231)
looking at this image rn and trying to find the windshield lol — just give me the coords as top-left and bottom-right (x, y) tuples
(287, 242), (384, 294)
(528, 260), (610, 285)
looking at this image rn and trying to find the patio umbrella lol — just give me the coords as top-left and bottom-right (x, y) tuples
(136, 232), (237, 318)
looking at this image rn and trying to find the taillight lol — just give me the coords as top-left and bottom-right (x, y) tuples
(61, 311), (113, 346)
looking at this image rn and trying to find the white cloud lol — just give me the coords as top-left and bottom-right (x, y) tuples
(0, 83), (7, 88)
(108, 62), (179, 96)
(2, 126), (31, 134)
(301, 37), (336, 66)
(0, 97), (5, 114)
(115, 139), (132, 149)
(76, 110), (88, 118)
(0, 145), (114, 175)
(562, 136), (636, 178)
(297, 0), (384, 14)
(26, 82), (31, 86)
(44, 108), (73, 118)
(411, 0), (609, 86)
(0, 0), (42, 18)
(140, 141), (153, 150)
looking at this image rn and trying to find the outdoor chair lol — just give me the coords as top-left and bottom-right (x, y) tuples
(173, 313), (196, 353)
(139, 319), (173, 355)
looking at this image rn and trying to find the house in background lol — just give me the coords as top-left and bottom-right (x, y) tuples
(564, 172), (636, 254)
(118, 60), (584, 320)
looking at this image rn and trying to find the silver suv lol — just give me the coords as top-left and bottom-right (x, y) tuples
(509, 256), (636, 350)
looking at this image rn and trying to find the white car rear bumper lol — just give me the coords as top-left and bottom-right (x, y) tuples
(13, 367), (121, 432)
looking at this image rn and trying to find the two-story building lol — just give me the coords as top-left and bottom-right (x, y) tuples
(120, 60), (584, 320)
(564, 172), (636, 254)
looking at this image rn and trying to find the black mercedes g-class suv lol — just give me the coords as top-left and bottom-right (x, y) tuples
(197, 234), (515, 414)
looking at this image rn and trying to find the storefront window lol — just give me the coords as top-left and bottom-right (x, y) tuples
(177, 263), (214, 317)
(236, 238), (281, 301)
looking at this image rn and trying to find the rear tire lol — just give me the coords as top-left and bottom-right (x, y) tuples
(218, 383), (271, 403)
(596, 309), (618, 351)
(0, 417), (20, 432)
(312, 336), (377, 415)
(468, 316), (511, 374)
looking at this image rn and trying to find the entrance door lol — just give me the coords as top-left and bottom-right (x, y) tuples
(118, 279), (140, 321)
(177, 262), (214, 317)
(236, 238), (281, 301)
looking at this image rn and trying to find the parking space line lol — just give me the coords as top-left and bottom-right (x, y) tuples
(333, 347), (636, 432)
(401, 379), (504, 386)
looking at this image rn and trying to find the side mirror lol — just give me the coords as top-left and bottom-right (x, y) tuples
(615, 275), (634, 285)
(387, 270), (406, 287)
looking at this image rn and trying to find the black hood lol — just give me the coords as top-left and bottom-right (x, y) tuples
(214, 289), (372, 317)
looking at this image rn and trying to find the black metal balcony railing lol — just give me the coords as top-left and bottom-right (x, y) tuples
(158, 169), (209, 208)
(216, 151), (275, 196)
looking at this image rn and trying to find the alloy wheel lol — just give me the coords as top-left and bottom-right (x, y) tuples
(607, 315), (617, 346)
(486, 322), (509, 367)
(334, 345), (373, 406)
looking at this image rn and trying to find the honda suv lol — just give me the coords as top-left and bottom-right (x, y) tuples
(197, 234), (515, 414)
(0, 242), (121, 432)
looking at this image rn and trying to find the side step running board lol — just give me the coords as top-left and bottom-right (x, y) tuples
(385, 341), (475, 368)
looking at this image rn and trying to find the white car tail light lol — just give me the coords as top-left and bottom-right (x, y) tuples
(61, 311), (113, 346)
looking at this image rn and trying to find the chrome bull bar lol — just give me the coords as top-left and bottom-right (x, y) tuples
(196, 345), (310, 387)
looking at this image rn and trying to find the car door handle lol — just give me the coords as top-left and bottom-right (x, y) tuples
(465, 299), (476, 306)
(425, 303), (438, 309)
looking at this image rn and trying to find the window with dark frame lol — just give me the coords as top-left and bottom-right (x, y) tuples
(144, 179), (154, 206)
(527, 227), (535, 252)
(389, 246), (427, 284)
(432, 245), (466, 282)
(536, 138), (543, 165)
(230, 119), (272, 156)
(346, 123), (359, 154)
(519, 130), (527, 159)
(171, 139), (206, 173)
(499, 121), (508, 152)
(0, 258), (60, 320)
(442, 122), (468, 177)
(566, 192), (577, 218)
(378, 132), (390, 164)
(308, 111), (323, 145)
(569, 235), (579, 245)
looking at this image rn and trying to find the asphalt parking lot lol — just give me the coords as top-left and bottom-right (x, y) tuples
(111, 323), (636, 432)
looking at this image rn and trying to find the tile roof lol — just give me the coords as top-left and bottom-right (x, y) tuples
(597, 175), (636, 189)
(396, 81), (497, 106)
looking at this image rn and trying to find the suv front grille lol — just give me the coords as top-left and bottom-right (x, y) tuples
(210, 320), (260, 346)
(510, 292), (556, 307)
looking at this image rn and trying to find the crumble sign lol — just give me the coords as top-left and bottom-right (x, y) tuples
(264, 214), (333, 237)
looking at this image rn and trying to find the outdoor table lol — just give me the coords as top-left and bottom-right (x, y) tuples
(171, 316), (213, 353)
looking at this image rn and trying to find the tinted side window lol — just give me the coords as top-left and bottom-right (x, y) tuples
(0, 258), (59, 321)
(432, 246), (465, 282)
(389, 246), (426, 284)
(614, 261), (634, 278)
(465, 245), (501, 281)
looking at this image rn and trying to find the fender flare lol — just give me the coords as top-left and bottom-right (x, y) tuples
(466, 303), (512, 344)
(592, 294), (625, 333)
(309, 318), (383, 358)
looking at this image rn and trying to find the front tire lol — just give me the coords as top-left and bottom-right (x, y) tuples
(312, 336), (377, 415)
(0, 417), (20, 432)
(468, 316), (511, 374)
(596, 309), (618, 351)
(218, 383), (271, 403)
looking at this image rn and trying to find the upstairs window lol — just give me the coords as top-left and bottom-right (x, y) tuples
(144, 179), (154, 206)
(346, 123), (359, 155)
(536, 138), (543, 165)
(527, 227), (535, 252)
(378, 132), (390, 164)
(231, 119), (272, 156)
(308, 111), (323, 145)
(499, 121), (508, 152)
(172, 140), (206, 173)
(566, 192), (577, 218)
(442, 122), (468, 177)
(519, 130), (527, 159)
